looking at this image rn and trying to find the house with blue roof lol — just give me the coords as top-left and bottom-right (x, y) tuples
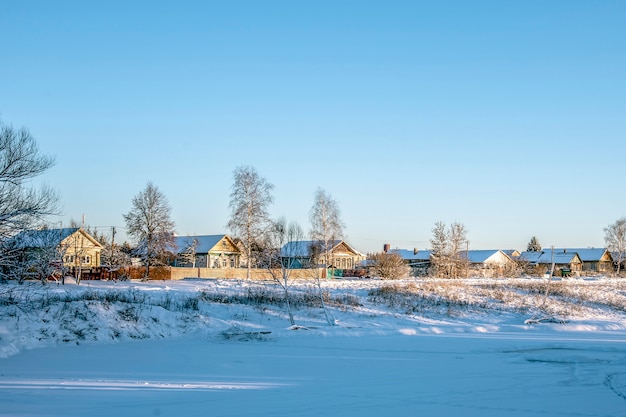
(385, 248), (432, 275)
(550, 248), (613, 273)
(280, 240), (365, 271)
(457, 250), (517, 277)
(518, 249), (583, 276)
(9, 227), (103, 270)
(171, 235), (241, 268)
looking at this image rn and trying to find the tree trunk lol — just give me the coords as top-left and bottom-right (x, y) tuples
(283, 275), (295, 326)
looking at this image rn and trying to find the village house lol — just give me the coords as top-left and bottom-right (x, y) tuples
(385, 247), (432, 275)
(518, 249), (583, 276)
(7, 227), (103, 278)
(551, 248), (613, 273)
(171, 235), (241, 268)
(280, 240), (366, 271)
(459, 250), (517, 277)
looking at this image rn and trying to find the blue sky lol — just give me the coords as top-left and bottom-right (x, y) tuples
(1, 1), (625, 253)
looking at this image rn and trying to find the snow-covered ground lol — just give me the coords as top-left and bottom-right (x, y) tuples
(1, 276), (626, 416)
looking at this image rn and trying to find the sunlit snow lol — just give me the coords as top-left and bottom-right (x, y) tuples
(1, 276), (626, 416)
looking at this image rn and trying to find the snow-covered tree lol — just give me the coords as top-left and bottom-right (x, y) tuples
(227, 166), (274, 279)
(309, 188), (344, 326)
(100, 228), (131, 280)
(429, 221), (468, 278)
(266, 217), (305, 326)
(429, 221), (449, 277)
(309, 188), (344, 271)
(449, 222), (468, 278)
(527, 236), (542, 252)
(123, 182), (175, 280)
(0, 121), (58, 279)
(177, 238), (199, 268)
(4, 228), (63, 284)
(605, 218), (626, 274)
(369, 252), (410, 279)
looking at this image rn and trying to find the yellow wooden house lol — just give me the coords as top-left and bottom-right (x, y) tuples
(10, 227), (103, 269)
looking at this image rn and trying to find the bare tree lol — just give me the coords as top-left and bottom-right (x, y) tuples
(309, 188), (345, 272)
(369, 252), (410, 279)
(605, 218), (626, 274)
(3, 228), (66, 284)
(123, 182), (176, 280)
(177, 238), (199, 267)
(309, 188), (344, 326)
(101, 242), (130, 280)
(449, 222), (468, 278)
(98, 227), (130, 280)
(0, 121), (58, 278)
(227, 166), (274, 280)
(429, 221), (468, 278)
(267, 217), (305, 326)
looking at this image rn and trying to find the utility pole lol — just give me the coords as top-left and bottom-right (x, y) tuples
(466, 240), (469, 279)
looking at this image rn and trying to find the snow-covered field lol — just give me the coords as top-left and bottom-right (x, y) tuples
(1, 276), (626, 416)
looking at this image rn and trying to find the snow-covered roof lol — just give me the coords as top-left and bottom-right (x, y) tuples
(518, 250), (581, 265)
(551, 248), (611, 262)
(280, 240), (361, 257)
(8, 228), (81, 249)
(172, 235), (232, 254)
(386, 249), (432, 261)
(459, 250), (512, 264)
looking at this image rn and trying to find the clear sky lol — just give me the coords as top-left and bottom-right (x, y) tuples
(1, 1), (625, 253)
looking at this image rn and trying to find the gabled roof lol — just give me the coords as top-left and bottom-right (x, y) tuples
(172, 235), (238, 254)
(519, 250), (582, 265)
(281, 240), (361, 257)
(551, 248), (612, 262)
(502, 249), (520, 258)
(8, 228), (102, 249)
(459, 250), (513, 264)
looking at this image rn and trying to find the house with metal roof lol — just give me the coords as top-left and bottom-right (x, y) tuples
(518, 249), (583, 276)
(9, 227), (103, 269)
(171, 235), (241, 268)
(280, 240), (365, 271)
(385, 248), (432, 275)
(457, 250), (517, 277)
(551, 248), (613, 273)
(6, 227), (103, 281)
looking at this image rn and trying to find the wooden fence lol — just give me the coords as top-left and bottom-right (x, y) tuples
(114, 266), (326, 281)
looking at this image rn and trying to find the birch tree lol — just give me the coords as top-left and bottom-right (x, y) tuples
(309, 188), (344, 325)
(605, 218), (626, 274)
(267, 217), (305, 326)
(227, 166), (274, 280)
(123, 182), (175, 280)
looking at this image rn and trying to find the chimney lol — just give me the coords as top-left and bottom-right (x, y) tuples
(383, 244), (390, 253)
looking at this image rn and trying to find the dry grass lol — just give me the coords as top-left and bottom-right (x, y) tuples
(367, 278), (626, 319)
